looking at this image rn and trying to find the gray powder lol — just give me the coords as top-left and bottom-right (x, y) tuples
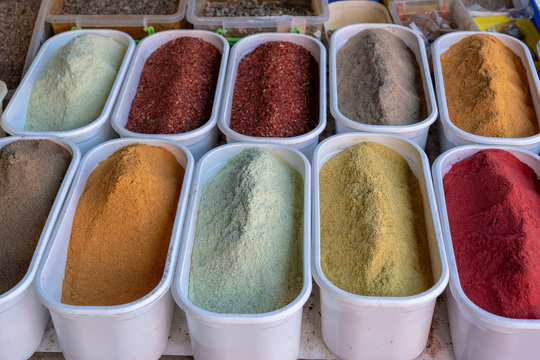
(188, 148), (303, 314)
(337, 29), (426, 126)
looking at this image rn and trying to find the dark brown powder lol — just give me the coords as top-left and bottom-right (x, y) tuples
(0, 0), (41, 89)
(0, 140), (71, 295)
(337, 29), (426, 126)
(230, 41), (319, 137)
(60, 0), (180, 15)
(126, 37), (221, 134)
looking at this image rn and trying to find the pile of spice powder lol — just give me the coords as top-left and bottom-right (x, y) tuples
(441, 34), (538, 138)
(337, 29), (426, 126)
(0, 0), (41, 89)
(443, 149), (540, 319)
(26, 34), (126, 132)
(60, 0), (180, 15)
(230, 41), (319, 137)
(189, 148), (303, 313)
(0, 140), (71, 295)
(62, 144), (184, 306)
(126, 37), (221, 134)
(319, 142), (433, 297)
(203, 0), (314, 17)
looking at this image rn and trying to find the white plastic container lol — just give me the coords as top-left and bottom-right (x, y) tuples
(173, 142), (312, 360)
(35, 138), (194, 360)
(324, 1), (392, 40)
(1, 30), (136, 154)
(312, 133), (449, 360)
(111, 30), (229, 161)
(329, 24), (438, 150)
(218, 33), (326, 158)
(0, 136), (80, 360)
(432, 145), (540, 360)
(432, 31), (540, 153)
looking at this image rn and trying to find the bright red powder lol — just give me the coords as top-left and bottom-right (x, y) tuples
(443, 149), (540, 319)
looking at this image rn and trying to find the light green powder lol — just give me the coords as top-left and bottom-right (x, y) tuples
(25, 34), (126, 131)
(188, 148), (304, 314)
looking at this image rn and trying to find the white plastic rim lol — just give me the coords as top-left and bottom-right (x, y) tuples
(432, 145), (540, 330)
(1, 30), (135, 147)
(217, 33), (327, 158)
(111, 30), (230, 160)
(312, 133), (448, 308)
(35, 138), (194, 318)
(329, 24), (438, 150)
(0, 136), (80, 360)
(432, 31), (540, 152)
(173, 142), (312, 325)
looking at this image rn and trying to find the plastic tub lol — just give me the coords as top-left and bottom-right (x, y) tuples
(0, 136), (80, 360)
(35, 138), (194, 360)
(46, 0), (188, 39)
(218, 33), (326, 158)
(329, 24), (438, 150)
(111, 30), (229, 161)
(1, 30), (135, 155)
(173, 142), (312, 360)
(432, 31), (540, 153)
(312, 133), (449, 360)
(3, 0), (50, 98)
(324, 1), (392, 40)
(432, 145), (540, 360)
(187, 0), (329, 40)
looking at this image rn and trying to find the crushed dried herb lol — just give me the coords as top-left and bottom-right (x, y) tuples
(230, 41), (319, 138)
(60, 0), (181, 15)
(126, 37), (221, 134)
(202, 0), (314, 17)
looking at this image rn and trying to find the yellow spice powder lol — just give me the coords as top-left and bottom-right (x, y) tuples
(319, 142), (433, 297)
(62, 144), (184, 306)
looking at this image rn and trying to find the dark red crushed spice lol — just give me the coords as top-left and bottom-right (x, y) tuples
(230, 41), (319, 138)
(126, 37), (221, 134)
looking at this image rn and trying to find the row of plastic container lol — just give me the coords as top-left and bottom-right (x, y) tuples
(1, 133), (538, 360)
(2, 26), (540, 161)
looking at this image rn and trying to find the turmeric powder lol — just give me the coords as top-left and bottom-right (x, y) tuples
(441, 34), (538, 138)
(62, 144), (184, 306)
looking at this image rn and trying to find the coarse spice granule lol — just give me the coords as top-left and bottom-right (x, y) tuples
(0, 0), (40, 89)
(60, 0), (180, 15)
(202, 0), (314, 17)
(126, 37), (221, 134)
(230, 41), (319, 138)
(0, 140), (71, 295)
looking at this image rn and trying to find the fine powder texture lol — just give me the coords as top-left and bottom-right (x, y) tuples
(62, 144), (184, 306)
(126, 37), (221, 134)
(0, 140), (71, 294)
(189, 148), (303, 313)
(319, 142), (433, 297)
(26, 34), (126, 132)
(443, 149), (540, 319)
(230, 41), (319, 138)
(441, 34), (538, 138)
(337, 29), (426, 126)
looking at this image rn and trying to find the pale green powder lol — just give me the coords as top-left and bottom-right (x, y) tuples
(25, 34), (126, 131)
(188, 148), (304, 314)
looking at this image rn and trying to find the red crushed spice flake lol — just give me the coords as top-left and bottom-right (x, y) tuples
(126, 37), (221, 134)
(230, 41), (319, 138)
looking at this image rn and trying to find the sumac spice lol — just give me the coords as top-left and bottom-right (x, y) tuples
(230, 41), (319, 138)
(126, 37), (221, 134)
(443, 149), (540, 319)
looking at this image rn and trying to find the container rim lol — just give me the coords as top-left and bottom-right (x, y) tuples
(111, 30), (230, 142)
(217, 32), (327, 147)
(311, 133), (449, 309)
(46, 0), (188, 24)
(325, 1), (393, 32)
(329, 23), (438, 133)
(1, 29), (136, 139)
(35, 137), (195, 317)
(186, 0), (329, 25)
(432, 31), (540, 146)
(0, 136), (81, 310)
(432, 144), (540, 330)
(173, 142), (313, 325)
